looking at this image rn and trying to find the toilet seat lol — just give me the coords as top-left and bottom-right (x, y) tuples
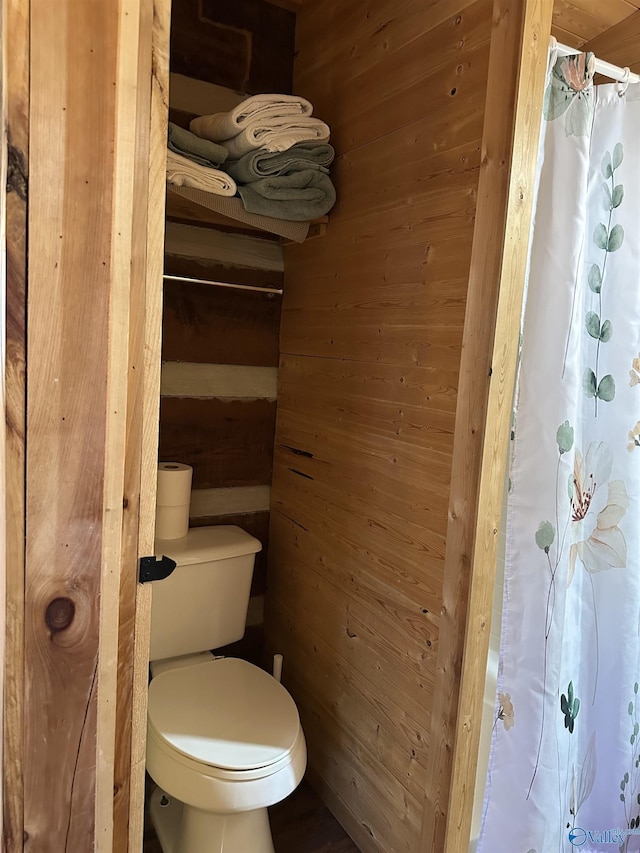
(147, 657), (301, 772)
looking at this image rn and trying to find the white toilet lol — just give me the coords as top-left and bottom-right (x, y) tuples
(146, 525), (307, 853)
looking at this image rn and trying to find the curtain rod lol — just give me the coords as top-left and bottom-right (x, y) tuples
(553, 38), (640, 85)
(163, 273), (283, 295)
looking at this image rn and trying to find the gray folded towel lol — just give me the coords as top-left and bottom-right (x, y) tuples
(222, 142), (335, 184)
(168, 122), (228, 168)
(237, 170), (336, 221)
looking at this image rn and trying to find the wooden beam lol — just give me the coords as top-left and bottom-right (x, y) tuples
(583, 9), (640, 74)
(3, 0), (29, 847)
(25, 1), (146, 848)
(112, 0), (156, 848)
(422, 0), (554, 850)
(125, 1), (171, 850)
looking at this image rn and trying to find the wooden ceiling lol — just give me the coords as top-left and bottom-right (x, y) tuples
(268, 0), (639, 55)
(552, 0), (640, 48)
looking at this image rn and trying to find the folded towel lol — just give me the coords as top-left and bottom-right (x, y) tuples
(166, 150), (237, 197)
(189, 94), (313, 142)
(191, 115), (331, 160)
(222, 142), (335, 183)
(167, 122), (228, 168)
(237, 170), (336, 221)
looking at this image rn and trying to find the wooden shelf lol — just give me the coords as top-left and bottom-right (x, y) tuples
(165, 186), (328, 244)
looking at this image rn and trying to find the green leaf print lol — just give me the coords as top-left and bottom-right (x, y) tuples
(613, 142), (624, 170)
(561, 681), (580, 733)
(535, 521), (555, 552)
(600, 320), (613, 343)
(583, 368), (597, 398)
(588, 264), (602, 293)
(556, 421), (574, 454)
(594, 223), (608, 249)
(596, 375), (615, 402)
(612, 184), (624, 208)
(585, 143), (624, 415)
(586, 311), (601, 339)
(608, 224), (625, 252)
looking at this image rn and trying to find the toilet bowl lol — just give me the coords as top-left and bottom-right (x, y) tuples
(145, 526), (307, 853)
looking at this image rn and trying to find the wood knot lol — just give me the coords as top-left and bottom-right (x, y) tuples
(45, 597), (75, 636)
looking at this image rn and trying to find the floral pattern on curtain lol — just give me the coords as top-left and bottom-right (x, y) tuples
(478, 55), (640, 853)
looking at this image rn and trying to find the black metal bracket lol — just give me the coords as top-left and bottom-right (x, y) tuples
(139, 554), (177, 584)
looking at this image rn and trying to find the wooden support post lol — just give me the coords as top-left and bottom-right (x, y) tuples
(4, 0), (29, 848)
(125, 1), (171, 850)
(22, 1), (154, 849)
(421, 0), (554, 850)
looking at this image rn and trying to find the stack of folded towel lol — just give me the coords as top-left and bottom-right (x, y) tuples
(183, 94), (336, 222)
(166, 122), (237, 196)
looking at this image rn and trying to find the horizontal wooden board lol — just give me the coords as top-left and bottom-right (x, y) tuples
(295, 0), (481, 89)
(162, 269), (282, 368)
(162, 272), (280, 367)
(266, 595), (430, 796)
(552, 0), (640, 45)
(268, 514), (438, 700)
(270, 507), (440, 654)
(307, 37), (491, 156)
(189, 484), (271, 517)
(272, 461), (446, 614)
(584, 10), (640, 74)
(333, 139), (483, 224)
(278, 354), (457, 444)
(299, 3), (491, 154)
(159, 397), (276, 488)
(161, 362), (278, 399)
(190, 510), (270, 596)
(165, 222), (284, 272)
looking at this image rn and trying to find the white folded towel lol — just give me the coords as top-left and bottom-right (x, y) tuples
(190, 116), (331, 160)
(190, 94), (314, 142)
(166, 150), (237, 197)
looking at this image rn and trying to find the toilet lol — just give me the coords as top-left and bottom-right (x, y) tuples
(146, 525), (307, 853)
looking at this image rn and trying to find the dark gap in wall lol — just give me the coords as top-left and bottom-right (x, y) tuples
(288, 468), (314, 481)
(280, 443), (314, 458)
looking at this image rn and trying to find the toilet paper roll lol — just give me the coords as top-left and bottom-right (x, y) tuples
(156, 462), (193, 507)
(155, 462), (193, 539)
(155, 504), (191, 540)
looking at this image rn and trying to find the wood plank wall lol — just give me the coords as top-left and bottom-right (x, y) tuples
(264, 1), (494, 851)
(160, 223), (283, 662)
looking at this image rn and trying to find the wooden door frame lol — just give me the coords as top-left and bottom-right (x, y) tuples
(4, 0), (28, 848)
(3, 1), (170, 850)
(421, 0), (555, 851)
(120, 1), (171, 850)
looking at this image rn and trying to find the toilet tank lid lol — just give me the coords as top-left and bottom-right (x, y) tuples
(155, 525), (262, 566)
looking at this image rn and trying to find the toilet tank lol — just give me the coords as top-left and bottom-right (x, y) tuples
(149, 525), (262, 662)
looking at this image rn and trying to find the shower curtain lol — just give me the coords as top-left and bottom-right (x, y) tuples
(478, 54), (640, 853)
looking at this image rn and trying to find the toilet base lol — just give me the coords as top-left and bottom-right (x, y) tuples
(149, 785), (276, 853)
